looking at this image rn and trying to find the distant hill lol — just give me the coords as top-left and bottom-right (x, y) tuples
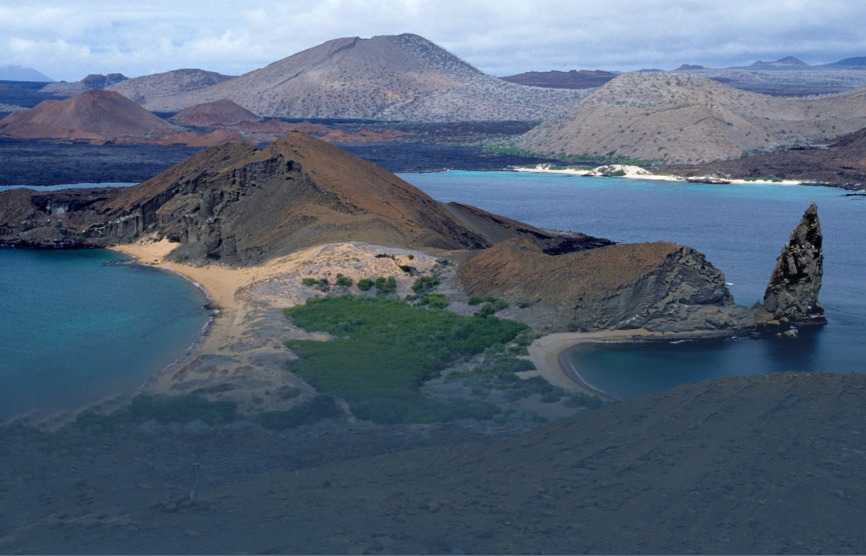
(738, 56), (809, 70)
(499, 70), (616, 89)
(0, 65), (54, 82)
(41, 73), (128, 96)
(662, 125), (866, 188)
(109, 69), (235, 109)
(516, 72), (866, 163)
(0, 90), (175, 142)
(109, 34), (586, 122)
(674, 64), (704, 71)
(818, 56), (866, 69)
(170, 99), (259, 126)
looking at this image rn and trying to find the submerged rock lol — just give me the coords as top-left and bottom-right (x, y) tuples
(760, 203), (826, 324)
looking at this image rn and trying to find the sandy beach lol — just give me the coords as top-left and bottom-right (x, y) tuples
(512, 163), (804, 186)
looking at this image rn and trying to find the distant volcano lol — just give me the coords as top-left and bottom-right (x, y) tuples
(0, 90), (175, 142)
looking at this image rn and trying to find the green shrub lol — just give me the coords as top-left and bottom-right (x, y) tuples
(418, 294), (449, 309)
(374, 276), (397, 296)
(252, 396), (343, 430)
(412, 275), (439, 296)
(283, 297), (527, 423)
(467, 296), (483, 306)
(335, 274), (353, 288)
(564, 392), (606, 409)
(302, 277), (318, 286)
(357, 278), (374, 291)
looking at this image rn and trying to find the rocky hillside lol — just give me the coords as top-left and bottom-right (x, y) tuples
(108, 69), (234, 109)
(458, 239), (751, 332)
(110, 34), (586, 121)
(0, 132), (607, 263)
(662, 126), (866, 188)
(500, 69), (616, 89)
(517, 72), (866, 163)
(0, 90), (176, 142)
(170, 99), (259, 127)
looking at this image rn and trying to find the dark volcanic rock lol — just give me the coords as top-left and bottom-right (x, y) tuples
(457, 239), (752, 332)
(0, 132), (609, 263)
(761, 203), (826, 324)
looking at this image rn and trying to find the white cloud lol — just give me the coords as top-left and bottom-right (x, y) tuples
(0, 0), (865, 81)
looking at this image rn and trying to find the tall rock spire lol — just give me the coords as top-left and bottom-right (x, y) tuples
(761, 203), (826, 324)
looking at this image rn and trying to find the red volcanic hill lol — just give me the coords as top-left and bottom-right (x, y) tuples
(170, 99), (260, 127)
(0, 90), (175, 142)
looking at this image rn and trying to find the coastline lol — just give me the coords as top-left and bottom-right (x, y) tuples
(528, 328), (739, 402)
(512, 163), (804, 186)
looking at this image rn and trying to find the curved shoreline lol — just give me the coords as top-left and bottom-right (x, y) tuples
(528, 329), (738, 402)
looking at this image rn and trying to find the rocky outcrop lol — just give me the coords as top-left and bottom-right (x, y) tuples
(457, 240), (752, 332)
(758, 203), (825, 324)
(0, 133), (610, 263)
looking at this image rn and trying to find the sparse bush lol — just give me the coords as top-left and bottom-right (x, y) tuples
(468, 296), (484, 306)
(357, 278), (374, 291)
(412, 275), (439, 296)
(335, 274), (353, 288)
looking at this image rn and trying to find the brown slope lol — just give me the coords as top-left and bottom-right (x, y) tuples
(662, 126), (866, 188)
(170, 99), (259, 126)
(457, 239), (750, 332)
(517, 72), (866, 163)
(0, 132), (605, 261)
(111, 34), (585, 121)
(0, 90), (175, 141)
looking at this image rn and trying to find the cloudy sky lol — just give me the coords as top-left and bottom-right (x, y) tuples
(2, 0), (866, 81)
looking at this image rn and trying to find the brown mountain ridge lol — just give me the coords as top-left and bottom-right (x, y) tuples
(0, 132), (609, 265)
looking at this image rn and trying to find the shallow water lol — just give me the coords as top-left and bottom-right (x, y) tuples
(400, 171), (866, 398)
(0, 248), (209, 420)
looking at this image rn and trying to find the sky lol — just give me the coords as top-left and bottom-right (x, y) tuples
(2, 0), (866, 81)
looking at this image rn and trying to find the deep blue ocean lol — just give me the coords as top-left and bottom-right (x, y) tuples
(400, 171), (866, 399)
(0, 248), (209, 420)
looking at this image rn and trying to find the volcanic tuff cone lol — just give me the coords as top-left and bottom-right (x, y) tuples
(109, 34), (586, 121)
(761, 203), (825, 324)
(457, 239), (751, 332)
(170, 99), (260, 127)
(517, 72), (866, 163)
(0, 90), (176, 142)
(0, 132), (608, 262)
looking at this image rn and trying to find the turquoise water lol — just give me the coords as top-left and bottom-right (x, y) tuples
(0, 248), (209, 420)
(400, 171), (866, 399)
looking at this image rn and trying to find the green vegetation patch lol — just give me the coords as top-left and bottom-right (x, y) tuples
(284, 296), (528, 423)
(57, 394), (340, 437)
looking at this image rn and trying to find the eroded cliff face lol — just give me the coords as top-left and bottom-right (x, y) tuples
(758, 203), (826, 324)
(457, 240), (752, 332)
(0, 133), (610, 263)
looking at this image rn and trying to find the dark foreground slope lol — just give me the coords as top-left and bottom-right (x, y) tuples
(1, 371), (862, 554)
